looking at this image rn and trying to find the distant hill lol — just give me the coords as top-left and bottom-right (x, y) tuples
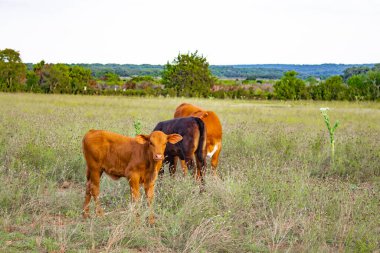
(26, 63), (376, 80)
(210, 64), (375, 79)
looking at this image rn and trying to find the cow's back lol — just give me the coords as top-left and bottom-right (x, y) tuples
(174, 103), (203, 118)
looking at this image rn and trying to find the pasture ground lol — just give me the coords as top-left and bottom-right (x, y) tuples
(0, 93), (379, 252)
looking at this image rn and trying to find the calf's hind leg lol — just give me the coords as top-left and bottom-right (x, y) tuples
(179, 158), (189, 176)
(167, 156), (177, 176)
(83, 169), (92, 218)
(83, 165), (104, 218)
(183, 155), (196, 178)
(195, 155), (206, 182)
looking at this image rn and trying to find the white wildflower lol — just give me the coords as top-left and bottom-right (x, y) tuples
(320, 107), (330, 112)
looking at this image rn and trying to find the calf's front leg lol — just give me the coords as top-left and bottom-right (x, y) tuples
(129, 177), (141, 203)
(144, 182), (156, 225)
(128, 177), (141, 223)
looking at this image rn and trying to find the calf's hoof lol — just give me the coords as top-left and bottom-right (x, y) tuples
(148, 215), (155, 225)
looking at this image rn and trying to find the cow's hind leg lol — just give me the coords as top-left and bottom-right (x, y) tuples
(210, 144), (222, 176)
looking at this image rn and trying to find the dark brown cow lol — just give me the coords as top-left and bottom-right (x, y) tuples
(174, 103), (222, 176)
(153, 117), (207, 181)
(82, 129), (182, 224)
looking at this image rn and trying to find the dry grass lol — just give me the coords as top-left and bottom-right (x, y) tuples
(0, 93), (379, 252)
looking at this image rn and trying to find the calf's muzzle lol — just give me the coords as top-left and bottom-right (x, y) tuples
(153, 154), (164, 161)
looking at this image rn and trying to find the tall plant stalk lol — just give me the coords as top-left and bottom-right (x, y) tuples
(320, 108), (339, 162)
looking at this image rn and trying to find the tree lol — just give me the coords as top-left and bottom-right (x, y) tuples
(309, 76), (348, 100)
(343, 66), (370, 81)
(28, 62), (93, 94)
(0, 48), (27, 91)
(162, 51), (215, 97)
(372, 63), (380, 72)
(366, 70), (380, 99)
(347, 74), (373, 100)
(69, 66), (92, 94)
(38, 64), (71, 93)
(274, 71), (308, 99)
(305, 76), (318, 86)
(322, 76), (347, 100)
(25, 70), (40, 92)
(103, 72), (120, 85)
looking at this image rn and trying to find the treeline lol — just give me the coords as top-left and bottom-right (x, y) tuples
(25, 62), (374, 80)
(26, 63), (163, 79)
(1, 48), (379, 100)
(72, 63), (163, 78)
(274, 69), (380, 100)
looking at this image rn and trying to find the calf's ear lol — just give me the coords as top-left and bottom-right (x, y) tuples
(167, 134), (183, 144)
(136, 134), (150, 144)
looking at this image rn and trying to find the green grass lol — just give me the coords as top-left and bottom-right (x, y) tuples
(0, 93), (379, 252)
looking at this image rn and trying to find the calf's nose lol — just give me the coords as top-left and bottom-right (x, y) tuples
(154, 154), (163, 160)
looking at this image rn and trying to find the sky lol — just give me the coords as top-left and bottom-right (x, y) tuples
(1, 0), (379, 65)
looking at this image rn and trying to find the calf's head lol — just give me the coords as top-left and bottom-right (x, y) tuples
(136, 131), (182, 161)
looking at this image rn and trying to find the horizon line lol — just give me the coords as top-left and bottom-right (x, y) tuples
(23, 62), (377, 66)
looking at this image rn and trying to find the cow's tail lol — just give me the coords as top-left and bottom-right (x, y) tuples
(193, 117), (206, 168)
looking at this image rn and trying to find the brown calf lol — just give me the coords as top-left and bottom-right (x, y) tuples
(174, 103), (222, 176)
(82, 129), (182, 223)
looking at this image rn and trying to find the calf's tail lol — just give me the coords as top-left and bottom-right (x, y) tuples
(193, 117), (206, 167)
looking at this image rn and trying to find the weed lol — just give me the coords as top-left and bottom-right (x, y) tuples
(320, 107), (340, 162)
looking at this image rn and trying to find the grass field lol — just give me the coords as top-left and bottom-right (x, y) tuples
(0, 93), (379, 252)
